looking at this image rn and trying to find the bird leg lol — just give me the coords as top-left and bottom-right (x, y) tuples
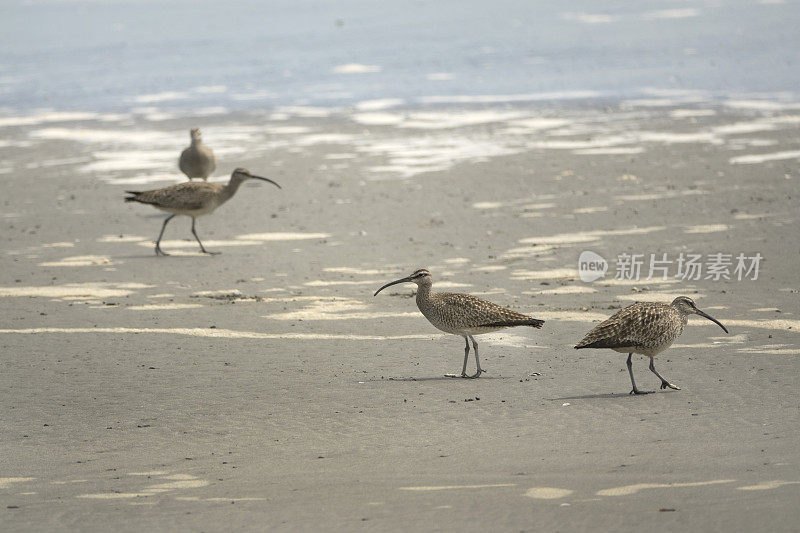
(155, 214), (175, 256)
(649, 358), (680, 390)
(445, 337), (470, 378)
(465, 335), (483, 379)
(461, 336), (470, 377)
(627, 353), (652, 395)
(191, 217), (218, 255)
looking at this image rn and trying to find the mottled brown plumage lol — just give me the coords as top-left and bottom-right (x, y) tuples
(419, 291), (543, 335)
(575, 296), (728, 394)
(126, 181), (227, 215)
(374, 269), (544, 378)
(575, 302), (686, 356)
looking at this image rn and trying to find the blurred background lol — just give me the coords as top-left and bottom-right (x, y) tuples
(1, 0), (799, 113)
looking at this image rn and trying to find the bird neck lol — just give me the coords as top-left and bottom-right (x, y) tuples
(220, 178), (244, 202)
(415, 282), (432, 305)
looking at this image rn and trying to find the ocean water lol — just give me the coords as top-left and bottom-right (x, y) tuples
(1, 0), (799, 114)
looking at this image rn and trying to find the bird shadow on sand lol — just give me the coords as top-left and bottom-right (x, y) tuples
(550, 390), (678, 401)
(116, 251), (219, 259)
(374, 375), (507, 382)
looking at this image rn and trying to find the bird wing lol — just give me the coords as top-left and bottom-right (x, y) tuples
(178, 147), (193, 177)
(127, 182), (221, 211)
(436, 292), (541, 328)
(575, 302), (677, 349)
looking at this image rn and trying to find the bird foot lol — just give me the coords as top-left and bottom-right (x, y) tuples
(445, 371), (483, 379)
(629, 389), (653, 395)
(201, 250), (220, 255)
(660, 381), (681, 390)
(155, 248), (170, 257)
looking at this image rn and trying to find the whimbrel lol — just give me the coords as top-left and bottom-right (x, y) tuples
(179, 128), (216, 180)
(374, 269), (545, 378)
(574, 296), (728, 394)
(125, 168), (280, 256)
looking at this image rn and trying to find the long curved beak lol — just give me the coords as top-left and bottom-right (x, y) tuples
(374, 276), (413, 297)
(696, 309), (729, 334)
(251, 175), (281, 189)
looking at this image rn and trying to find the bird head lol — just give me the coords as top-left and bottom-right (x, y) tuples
(230, 168), (281, 189)
(190, 128), (202, 142)
(374, 269), (431, 296)
(671, 296), (728, 333)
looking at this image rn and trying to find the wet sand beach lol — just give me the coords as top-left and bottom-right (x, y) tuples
(0, 98), (799, 531)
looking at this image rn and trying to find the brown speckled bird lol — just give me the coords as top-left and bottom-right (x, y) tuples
(125, 168), (280, 256)
(374, 269), (544, 378)
(575, 296), (728, 394)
